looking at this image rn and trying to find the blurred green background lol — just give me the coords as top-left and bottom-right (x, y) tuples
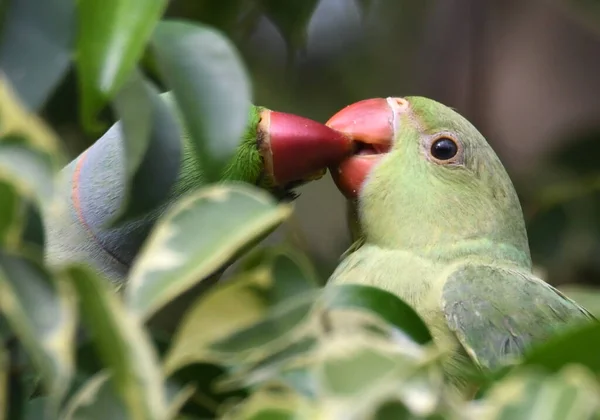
(39, 0), (600, 290)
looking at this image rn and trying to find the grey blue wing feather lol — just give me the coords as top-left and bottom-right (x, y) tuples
(442, 264), (594, 371)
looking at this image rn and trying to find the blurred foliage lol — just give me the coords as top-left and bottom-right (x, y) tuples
(1, 0), (600, 419)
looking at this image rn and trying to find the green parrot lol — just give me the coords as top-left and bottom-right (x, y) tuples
(43, 92), (352, 284)
(324, 96), (594, 384)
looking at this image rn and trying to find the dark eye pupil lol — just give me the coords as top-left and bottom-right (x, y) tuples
(431, 138), (458, 160)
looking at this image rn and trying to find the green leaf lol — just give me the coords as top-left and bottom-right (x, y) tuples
(211, 293), (315, 356)
(126, 183), (292, 321)
(163, 248), (316, 373)
(110, 74), (182, 224)
(223, 389), (315, 420)
(322, 284), (433, 345)
(61, 372), (128, 420)
(163, 270), (270, 373)
(75, 0), (169, 130)
(0, 182), (21, 248)
(0, 136), (55, 204)
(0, 78), (63, 226)
(0, 76), (64, 166)
(320, 344), (398, 396)
(522, 321), (600, 374)
(0, 252), (76, 406)
(23, 397), (53, 420)
(67, 265), (168, 420)
(479, 365), (600, 419)
(0, 0), (75, 110)
(151, 20), (252, 182)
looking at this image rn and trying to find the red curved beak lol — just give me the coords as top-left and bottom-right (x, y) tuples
(326, 97), (407, 199)
(258, 109), (354, 186)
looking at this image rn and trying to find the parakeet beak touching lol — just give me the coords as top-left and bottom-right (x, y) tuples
(326, 97), (407, 198)
(258, 109), (354, 187)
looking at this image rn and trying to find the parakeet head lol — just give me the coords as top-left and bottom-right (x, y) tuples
(327, 97), (531, 265)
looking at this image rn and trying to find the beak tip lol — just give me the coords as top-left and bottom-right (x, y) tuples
(324, 98), (396, 144)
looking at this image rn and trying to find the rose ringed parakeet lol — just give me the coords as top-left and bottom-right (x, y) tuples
(44, 92), (352, 284)
(324, 96), (594, 382)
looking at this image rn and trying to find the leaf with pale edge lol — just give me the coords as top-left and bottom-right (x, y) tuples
(75, 0), (168, 130)
(126, 183), (292, 321)
(0, 252), (76, 408)
(67, 265), (167, 420)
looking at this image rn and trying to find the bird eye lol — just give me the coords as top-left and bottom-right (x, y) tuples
(430, 138), (458, 161)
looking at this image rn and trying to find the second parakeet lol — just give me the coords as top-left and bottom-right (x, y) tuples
(44, 92), (352, 283)
(325, 96), (594, 384)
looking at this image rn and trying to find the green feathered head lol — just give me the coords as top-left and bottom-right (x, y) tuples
(328, 96), (531, 265)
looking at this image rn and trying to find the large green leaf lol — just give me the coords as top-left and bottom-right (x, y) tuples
(522, 321), (600, 374)
(0, 78), (63, 228)
(75, 0), (169, 130)
(322, 284), (433, 345)
(163, 248), (317, 373)
(311, 335), (446, 418)
(151, 20), (252, 182)
(126, 183), (292, 321)
(110, 73), (181, 224)
(23, 397), (53, 420)
(478, 365), (600, 419)
(0, 0), (75, 110)
(67, 265), (167, 420)
(0, 252), (76, 407)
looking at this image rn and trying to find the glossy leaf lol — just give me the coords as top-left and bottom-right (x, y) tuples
(126, 183), (292, 320)
(0, 0), (75, 110)
(0, 252), (76, 406)
(322, 284), (433, 345)
(221, 387), (315, 420)
(0, 76), (64, 166)
(478, 365), (600, 419)
(76, 0), (169, 130)
(151, 20), (251, 182)
(164, 249), (317, 373)
(522, 321), (600, 374)
(23, 397), (52, 420)
(0, 137), (55, 205)
(0, 78), (63, 227)
(211, 293), (315, 356)
(67, 265), (167, 420)
(110, 76), (182, 224)
(319, 343), (398, 396)
(0, 182), (21, 248)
